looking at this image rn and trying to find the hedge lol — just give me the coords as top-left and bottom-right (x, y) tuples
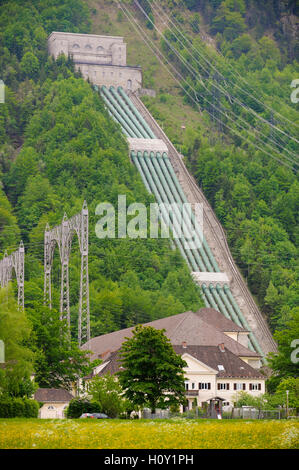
(65, 398), (102, 418)
(0, 397), (39, 418)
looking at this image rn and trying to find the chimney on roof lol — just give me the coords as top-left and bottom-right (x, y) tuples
(218, 343), (225, 352)
(182, 341), (187, 348)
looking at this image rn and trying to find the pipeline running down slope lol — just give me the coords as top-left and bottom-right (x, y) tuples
(100, 85), (276, 359)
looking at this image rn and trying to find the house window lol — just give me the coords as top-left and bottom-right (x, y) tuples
(48, 405), (55, 410)
(217, 383), (230, 390)
(249, 383), (261, 391)
(234, 383), (246, 391)
(199, 383), (211, 390)
(191, 383), (196, 390)
(223, 401), (230, 406)
(185, 382), (189, 390)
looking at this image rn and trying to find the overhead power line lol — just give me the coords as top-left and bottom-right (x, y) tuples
(119, 1), (298, 171)
(133, 0), (299, 166)
(149, 0), (299, 135)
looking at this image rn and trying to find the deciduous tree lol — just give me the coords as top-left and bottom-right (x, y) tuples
(118, 325), (187, 413)
(0, 285), (35, 398)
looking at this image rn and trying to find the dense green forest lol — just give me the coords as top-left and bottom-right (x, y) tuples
(0, 0), (298, 394)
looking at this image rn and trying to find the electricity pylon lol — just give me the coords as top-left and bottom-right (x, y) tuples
(44, 201), (90, 345)
(0, 241), (25, 309)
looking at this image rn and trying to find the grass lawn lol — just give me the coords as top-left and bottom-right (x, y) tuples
(0, 418), (298, 449)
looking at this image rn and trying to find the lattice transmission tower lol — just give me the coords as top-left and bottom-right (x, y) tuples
(44, 201), (90, 345)
(0, 241), (25, 309)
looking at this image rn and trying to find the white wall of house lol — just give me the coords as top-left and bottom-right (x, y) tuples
(183, 353), (218, 401)
(182, 353), (265, 410)
(39, 402), (69, 419)
(216, 379), (265, 404)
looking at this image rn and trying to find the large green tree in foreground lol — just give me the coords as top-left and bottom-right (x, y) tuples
(118, 325), (187, 413)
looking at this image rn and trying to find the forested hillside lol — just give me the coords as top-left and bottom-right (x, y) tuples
(0, 0), (203, 345)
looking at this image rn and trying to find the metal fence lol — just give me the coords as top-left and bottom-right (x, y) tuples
(232, 407), (297, 420)
(140, 407), (298, 420)
(141, 409), (170, 419)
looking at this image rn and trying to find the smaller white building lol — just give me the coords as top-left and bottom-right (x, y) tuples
(34, 388), (74, 419)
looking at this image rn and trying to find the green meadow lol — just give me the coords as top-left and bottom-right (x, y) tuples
(0, 418), (298, 449)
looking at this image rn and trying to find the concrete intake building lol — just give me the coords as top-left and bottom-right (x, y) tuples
(48, 32), (142, 92)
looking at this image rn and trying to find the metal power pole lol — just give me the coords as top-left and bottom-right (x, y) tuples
(43, 201), (90, 345)
(78, 201), (90, 346)
(0, 241), (25, 309)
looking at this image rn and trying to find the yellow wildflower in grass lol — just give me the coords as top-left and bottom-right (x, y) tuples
(0, 418), (298, 449)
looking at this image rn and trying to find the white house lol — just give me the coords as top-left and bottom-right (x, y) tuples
(34, 388), (74, 419)
(82, 308), (266, 415)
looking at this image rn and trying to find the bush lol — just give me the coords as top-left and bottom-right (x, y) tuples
(65, 398), (102, 419)
(88, 375), (131, 418)
(0, 397), (39, 418)
(23, 398), (40, 417)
